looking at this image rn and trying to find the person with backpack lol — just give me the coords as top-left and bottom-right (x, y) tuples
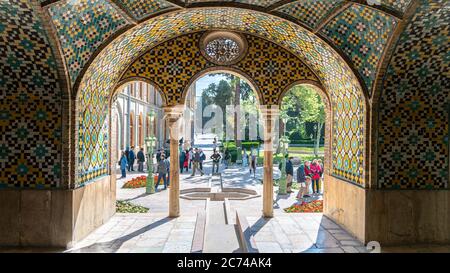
(155, 154), (169, 190)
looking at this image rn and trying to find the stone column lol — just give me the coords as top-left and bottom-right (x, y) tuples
(261, 106), (279, 218)
(163, 105), (184, 218)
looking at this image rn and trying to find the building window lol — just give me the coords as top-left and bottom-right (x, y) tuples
(130, 83), (134, 97)
(130, 111), (135, 147)
(200, 31), (247, 65)
(138, 114), (143, 148)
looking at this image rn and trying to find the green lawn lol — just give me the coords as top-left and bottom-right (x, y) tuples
(288, 146), (324, 153)
(256, 153), (324, 165)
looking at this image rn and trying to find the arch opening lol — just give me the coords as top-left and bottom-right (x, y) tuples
(75, 7), (367, 188)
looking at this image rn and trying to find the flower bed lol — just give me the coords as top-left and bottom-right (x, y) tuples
(116, 200), (149, 213)
(284, 200), (323, 213)
(122, 175), (149, 188)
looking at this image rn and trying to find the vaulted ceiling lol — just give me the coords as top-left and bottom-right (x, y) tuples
(38, 0), (416, 96)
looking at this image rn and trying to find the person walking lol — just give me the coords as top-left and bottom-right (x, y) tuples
(155, 154), (169, 190)
(125, 147), (130, 170)
(128, 146), (136, 172)
(242, 149), (248, 168)
(318, 159), (324, 194)
(156, 148), (162, 163)
(210, 150), (222, 174)
(250, 150), (257, 178)
(166, 155), (170, 187)
(286, 156), (294, 193)
(213, 137), (217, 152)
(119, 151), (128, 179)
(183, 149), (189, 172)
(191, 148), (204, 176)
(188, 148), (194, 170)
(310, 159), (322, 195)
(224, 149), (231, 169)
(137, 147), (145, 172)
(296, 161), (306, 199)
(179, 149), (186, 174)
(199, 149), (206, 171)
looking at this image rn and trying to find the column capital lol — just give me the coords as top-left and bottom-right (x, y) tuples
(163, 105), (184, 120)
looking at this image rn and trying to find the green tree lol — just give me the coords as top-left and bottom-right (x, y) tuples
(200, 78), (233, 137)
(281, 85), (325, 157)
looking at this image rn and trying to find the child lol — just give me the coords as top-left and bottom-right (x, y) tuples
(297, 176), (312, 199)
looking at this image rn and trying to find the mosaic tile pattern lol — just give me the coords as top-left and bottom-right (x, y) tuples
(379, 0), (413, 12)
(321, 3), (397, 94)
(76, 8), (366, 186)
(378, 0), (449, 189)
(186, 0), (280, 7)
(48, 0), (130, 85)
(0, 0), (62, 188)
(116, 0), (176, 20)
(275, 0), (344, 30)
(122, 32), (319, 105)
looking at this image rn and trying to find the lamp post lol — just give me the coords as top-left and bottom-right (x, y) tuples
(145, 111), (156, 194)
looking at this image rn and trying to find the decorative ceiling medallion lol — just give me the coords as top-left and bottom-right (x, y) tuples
(200, 31), (247, 65)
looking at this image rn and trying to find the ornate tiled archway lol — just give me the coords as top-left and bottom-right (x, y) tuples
(2, 0), (449, 248)
(75, 8), (368, 189)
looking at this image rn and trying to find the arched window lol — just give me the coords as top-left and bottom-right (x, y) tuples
(139, 82), (143, 100)
(138, 114), (143, 148)
(130, 111), (135, 147)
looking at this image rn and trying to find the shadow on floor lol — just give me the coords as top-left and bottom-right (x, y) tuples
(67, 217), (175, 253)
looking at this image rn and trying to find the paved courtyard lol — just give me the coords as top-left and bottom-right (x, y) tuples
(68, 214), (196, 253)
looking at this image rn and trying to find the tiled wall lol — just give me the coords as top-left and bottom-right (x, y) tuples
(377, 0), (449, 189)
(0, 0), (62, 188)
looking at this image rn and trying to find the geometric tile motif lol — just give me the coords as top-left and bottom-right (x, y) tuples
(186, 0), (281, 7)
(48, 0), (130, 86)
(321, 3), (397, 94)
(275, 0), (344, 30)
(379, 0), (413, 12)
(378, 0), (449, 189)
(0, 0), (62, 188)
(116, 0), (175, 21)
(76, 8), (366, 186)
(122, 32), (319, 106)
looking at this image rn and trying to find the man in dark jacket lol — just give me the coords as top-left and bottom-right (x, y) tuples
(128, 146), (136, 172)
(210, 150), (222, 174)
(137, 148), (145, 172)
(286, 156), (294, 193)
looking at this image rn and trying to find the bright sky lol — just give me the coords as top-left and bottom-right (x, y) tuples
(195, 74), (228, 97)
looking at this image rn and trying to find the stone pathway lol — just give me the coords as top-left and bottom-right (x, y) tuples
(67, 214), (196, 253)
(247, 214), (369, 253)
